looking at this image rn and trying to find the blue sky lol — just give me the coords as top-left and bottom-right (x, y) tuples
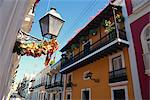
(16, 0), (109, 82)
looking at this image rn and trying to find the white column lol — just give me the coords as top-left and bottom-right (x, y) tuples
(121, 1), (142, 100)
(0, 0), (29, 99)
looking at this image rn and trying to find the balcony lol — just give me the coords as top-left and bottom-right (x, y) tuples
(109, 68), (127, 83)
(45, 81), (63, 89)
(33, 82), (45, 89)
(61, 29), (129, 73)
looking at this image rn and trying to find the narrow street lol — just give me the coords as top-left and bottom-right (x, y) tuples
(0, 0), (149, 100)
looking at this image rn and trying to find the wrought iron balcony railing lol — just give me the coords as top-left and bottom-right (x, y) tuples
(33, 82), (46, 89)
(45, 81), (63, 89)
(109, 68), (127, 83)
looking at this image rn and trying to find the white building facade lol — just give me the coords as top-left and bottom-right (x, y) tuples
(0, 0), (38, 99)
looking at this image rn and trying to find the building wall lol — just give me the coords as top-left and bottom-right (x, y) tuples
(125, 0), (150, 99)
(64, 48), (135, 100)
(0, 0), (29, 99)
(130, 13), (150, 99)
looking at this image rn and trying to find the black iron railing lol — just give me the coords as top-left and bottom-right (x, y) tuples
(109, 68), (127, 83)
(32, 82), (46, 89)
(61, 29), (127, 69)
(66, 82), (73, 88)
(45, 81), (63, 89)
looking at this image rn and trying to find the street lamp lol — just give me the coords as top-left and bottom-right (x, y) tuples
(39, 7), (65, 39)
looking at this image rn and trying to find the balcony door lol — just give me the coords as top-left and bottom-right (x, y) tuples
(83, 40), (91, 55)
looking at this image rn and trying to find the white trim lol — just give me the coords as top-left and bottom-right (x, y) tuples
(109, 51), (125, 71)
(66, 92), (72, 100)
(140, 23), (150, 54)
(141, 24), (150, 76)
(122, 1), (142, 99)
(109, 81), (128, 87)
(81, 88), (91, 100)
(111, 86), (128, 100)
(60, 39), (129, 72)
(132, 0), (149, 13)
(128, 1), (150, 23)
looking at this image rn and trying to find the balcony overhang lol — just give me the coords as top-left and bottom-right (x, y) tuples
(60, 38), (129, 74)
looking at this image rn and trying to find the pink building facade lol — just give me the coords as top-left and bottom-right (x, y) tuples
(125, 0), (150, 99)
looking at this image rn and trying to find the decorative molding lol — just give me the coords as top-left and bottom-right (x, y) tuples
(109, 81), (128, 87)
(109, 51), (125, 71)
(128, 2), (150, 23)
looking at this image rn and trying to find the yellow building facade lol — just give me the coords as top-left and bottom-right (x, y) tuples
(60, 4), (135, 100)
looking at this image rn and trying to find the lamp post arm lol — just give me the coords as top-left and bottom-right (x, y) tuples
(19, 30), (43, 41)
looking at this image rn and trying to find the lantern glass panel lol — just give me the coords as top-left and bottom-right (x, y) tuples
(40, 16), (49, 36)
(49, 15), (64, 36)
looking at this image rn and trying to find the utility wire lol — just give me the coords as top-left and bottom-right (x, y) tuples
(67, 0), (98, 35)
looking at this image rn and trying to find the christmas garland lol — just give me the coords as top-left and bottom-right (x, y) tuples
(13, 39), (59, 66)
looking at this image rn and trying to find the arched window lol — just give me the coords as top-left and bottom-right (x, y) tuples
(141, 23), (150, 76)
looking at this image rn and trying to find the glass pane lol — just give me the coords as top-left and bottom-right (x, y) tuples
(55, 73), (61, 82)
(40, 16), (48, 35)
(82, 90), (90, 100)
(51, 75), (55, 84)
(84, 41), (90, 54)
(112, 56), (122, 70)
(113, 89), (125, 100)
(49, 16), (63, 36)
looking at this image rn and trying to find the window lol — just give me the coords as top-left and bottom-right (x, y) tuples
(111, 86), (128, 100)
(67, 73), (72, 83)
(81, 88), (91, 100)
(55, 73), (61, 82)
(141, 24), (150, 75)
(109, 52), (125, 71)
(112, 56), (122, 70)
(51, 74), (56, 84)
(83, 39), (92, 55)
(66, 92), (72, 100)
(69, 51), (74, 62)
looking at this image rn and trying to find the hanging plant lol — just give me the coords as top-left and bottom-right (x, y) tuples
(71, 43), (79, 50)
(105, 26), (115, 33)
(101, 19), (115, 33)
(79, 36), (88, 43)
(89, 29), (97, 36)
(116, 14), (124, 23)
